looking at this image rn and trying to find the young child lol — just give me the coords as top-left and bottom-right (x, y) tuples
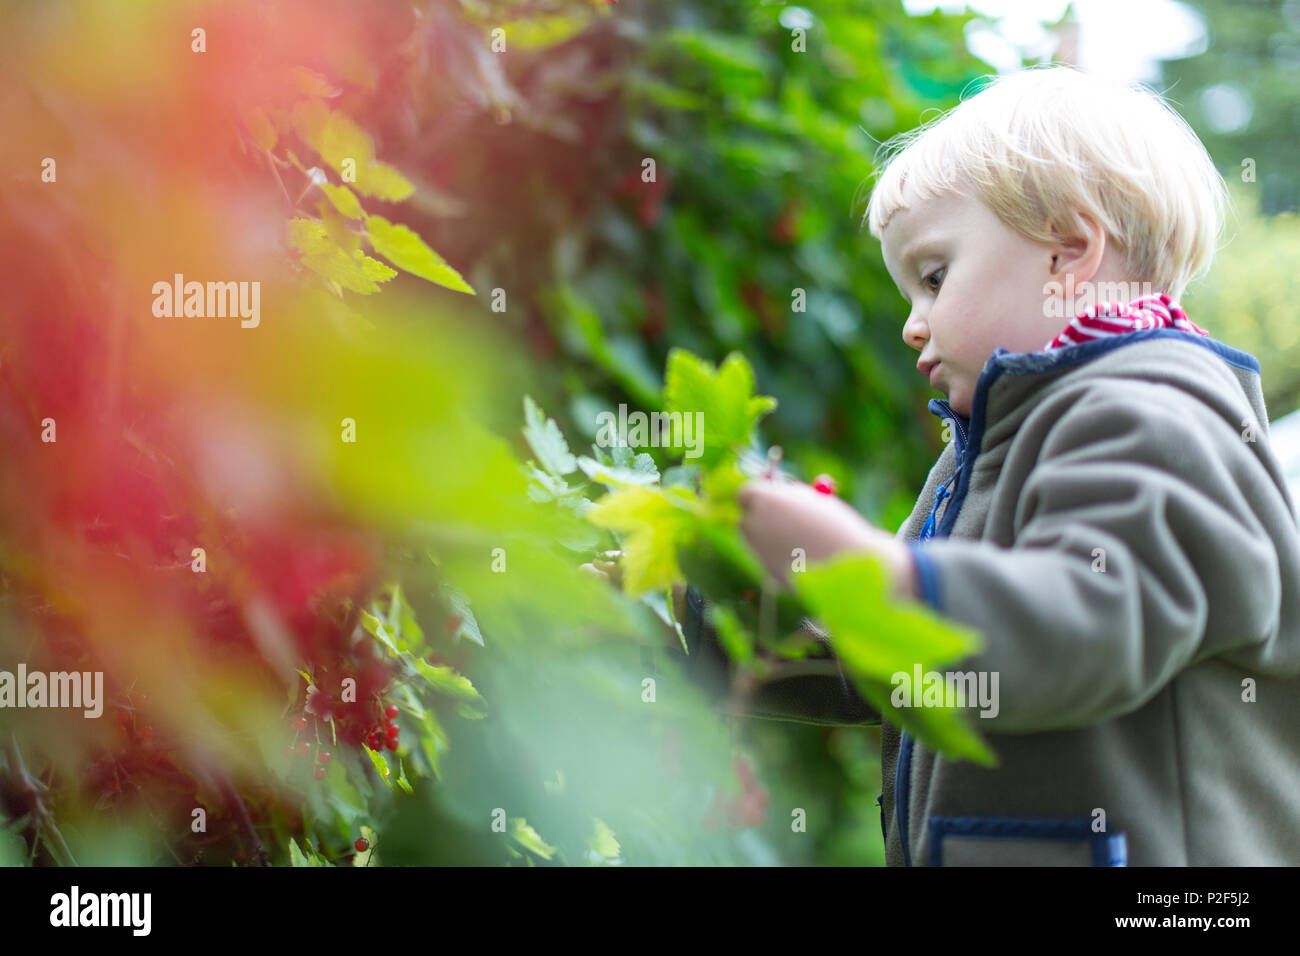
(734, 65), (1300, 865)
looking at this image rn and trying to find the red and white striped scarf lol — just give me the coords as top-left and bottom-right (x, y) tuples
(1042, 292), (1207, 351)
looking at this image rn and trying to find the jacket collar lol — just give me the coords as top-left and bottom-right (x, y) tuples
(924, 328), (1264, 537)
(928, 328), (1261, 433)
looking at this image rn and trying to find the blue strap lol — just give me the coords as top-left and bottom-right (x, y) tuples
(918, 479), (953, 542)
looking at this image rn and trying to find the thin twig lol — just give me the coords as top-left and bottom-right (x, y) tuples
(3, 734), (77, 866)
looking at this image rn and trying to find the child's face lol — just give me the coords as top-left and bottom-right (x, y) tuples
(880, 184), (1066, 417)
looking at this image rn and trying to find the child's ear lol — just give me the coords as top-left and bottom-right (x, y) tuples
(1047, 213), (1106, 283)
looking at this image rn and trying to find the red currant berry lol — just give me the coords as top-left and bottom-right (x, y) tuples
(354, 838), (369, 853)
(297, 740), (312, 756)
(385, 738), (398, 751)
(812, 474), (838, 496)
(316, 750), (332, 766)
(386, 724), (400, 739)
(312, 766), (327, 780)
(384, 704), (399, 720)
(366, 735), (381, 752)
(293, 716), (308, 731)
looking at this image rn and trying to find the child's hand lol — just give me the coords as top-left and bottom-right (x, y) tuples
(578, 550), (624, 589)
(737, 480), (917, 599)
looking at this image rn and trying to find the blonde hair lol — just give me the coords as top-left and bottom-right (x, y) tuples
(861, 66), (1228, 300)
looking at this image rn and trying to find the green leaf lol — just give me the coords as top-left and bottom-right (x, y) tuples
(319, 182), (365, 220)
(396, 758), (414, 795)
(359, 609), (401, 656)
(793, 554), (994, 764)
(365, 215), (474, 294)
(288, 839), (312, 867)
(444, 587), (484, 647)
(366, 747), (394, 792)
(524, 462), (584, 500)
(587, 817), (621, 859)
(576, 455), (660, 487)
(522, 396), (578, 477)
(287, 218), (396, 294)
(413, 659), (486, 710)
(585, 486), (698, 595)
(352, 162), (415, 202)
(510, 818), (556, 860)
(853, 676), (996, 766)
(662, 350), (777, 468)
(794, 555), (980, 679)
(640, 590), (686, 653)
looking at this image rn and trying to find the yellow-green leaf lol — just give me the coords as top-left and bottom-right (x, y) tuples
(365, 215), (475, 294)
(587, 817), (621, 859)
(288, 217), (396, 295)
(352, 161), (415, 202)
(507, 15), (590, 50)
(319, 182), (365, 220)
(586, 486), (697, 595)
(292, 99), (374, 172)
(366, 747), (394, 792)
(510, 818), (556, 860)
(413, 659), (485, 708)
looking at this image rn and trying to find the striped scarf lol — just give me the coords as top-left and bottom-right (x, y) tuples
(1042, 292), (1207, 351)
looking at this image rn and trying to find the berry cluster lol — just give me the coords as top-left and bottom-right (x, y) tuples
(365, 703), (401, 752)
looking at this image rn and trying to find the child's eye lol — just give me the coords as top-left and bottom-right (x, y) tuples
(923, 267), (946, 292)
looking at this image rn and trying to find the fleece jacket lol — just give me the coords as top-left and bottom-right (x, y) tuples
(682, 328), (1300, 865)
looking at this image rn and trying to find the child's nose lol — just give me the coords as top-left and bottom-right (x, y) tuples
(902, 309), (928, 351)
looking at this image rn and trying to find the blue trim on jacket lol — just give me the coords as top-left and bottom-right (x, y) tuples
(927, 816), (1129, 866)
(895, 723), (914, 867)
(894, 328), (1258, 867)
